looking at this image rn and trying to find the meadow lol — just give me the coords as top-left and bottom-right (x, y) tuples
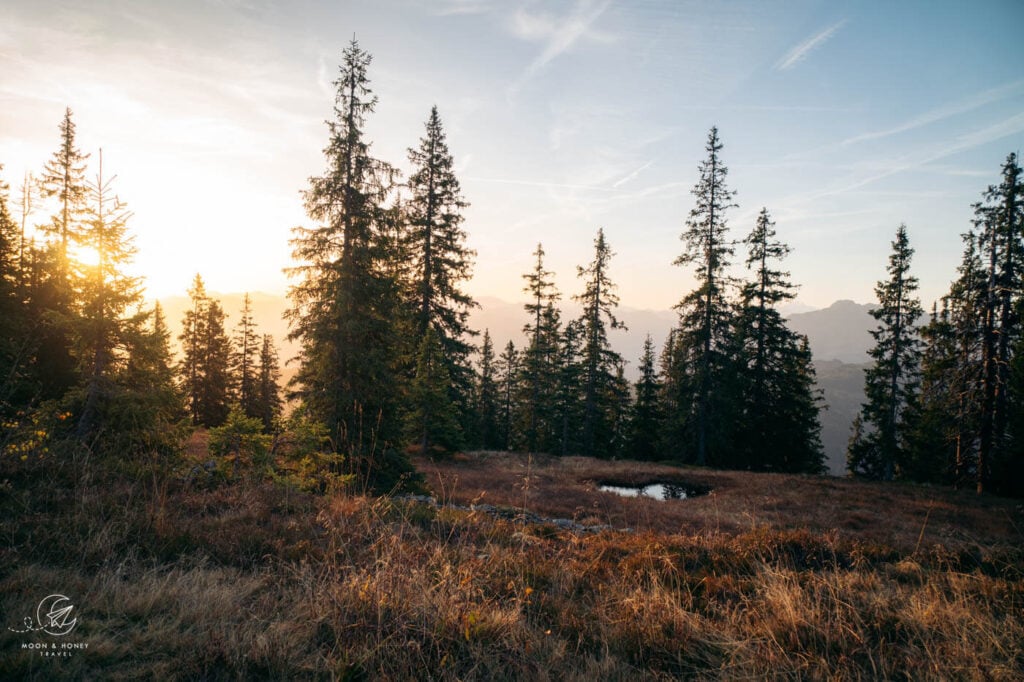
(1, 448), (1021, 680)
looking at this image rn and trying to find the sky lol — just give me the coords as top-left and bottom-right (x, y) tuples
(1, 0), (1023, 313)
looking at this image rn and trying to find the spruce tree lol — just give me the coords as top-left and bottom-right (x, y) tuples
(0, 167), (27, 419)
(947, 232), (986, 485)
(200, 299), (232, 428)
(974, 153), (1022, 493)
(33, 109), (88, 400)
(574, 228), (626, 458)
(179, 274), (209, 425)
(0, 167), (17, 288)
(669, 126), (737, 466)
(733, 208), (824, 473)
(73, 151), (144, 440)
(628, 335), (664, 460)
(285, 40), (416, 489)
(496, 340), (519, 451)
(847, 225), (923, 480)
(113, 302), (186, 462)
(39, 107), (89, 263)
(657, 328), (681, 456)
(16, 241), (71, 402)
(403, 106), (477, 448)
(474, 330), (501, 450)
(553, 319), (584, 456)
(606, 359), (632, 459)
(912, 301), (959, 482)
(178, 276), (231, 427)
(232, 293), (260, 419)
(406, 325), (461, 455)
(255, 334), (283, 433)
(1006, 298), (1024, 496)
(519, 244), (561, 452)
(15, 172), (35, 292)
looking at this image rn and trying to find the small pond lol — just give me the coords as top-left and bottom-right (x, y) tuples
(598, 482), (707, 500)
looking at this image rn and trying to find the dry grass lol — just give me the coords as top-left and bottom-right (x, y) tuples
(416, 451), (1023, 553)
(0, 451), (1021, 680)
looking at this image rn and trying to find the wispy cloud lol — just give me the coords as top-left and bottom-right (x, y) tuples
(775, 20), (846, 71)
(611, 159), (654, 188)
(841, 79), (1024, 146)
(795, 111), (1024, 204)
(508, 0), (613, 95)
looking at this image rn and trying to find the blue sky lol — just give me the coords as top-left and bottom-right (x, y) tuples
(1, 0), (1022, 311)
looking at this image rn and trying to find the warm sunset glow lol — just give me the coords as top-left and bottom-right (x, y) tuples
(1, 8), (1022, 677)
(2, 2), (1021, 310)
(72, 244), (101, 269)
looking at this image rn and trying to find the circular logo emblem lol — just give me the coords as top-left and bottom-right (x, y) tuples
(36, 594), (77, 636)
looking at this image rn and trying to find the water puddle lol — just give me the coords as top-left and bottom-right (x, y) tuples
(598, 482), (707, 500)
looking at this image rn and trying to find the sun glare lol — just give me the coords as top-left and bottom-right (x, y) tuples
(73, 244), (102, 268)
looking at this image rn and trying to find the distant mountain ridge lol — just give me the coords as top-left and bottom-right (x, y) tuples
(787, 300), (876, 364)
(155, 294), (878, 374)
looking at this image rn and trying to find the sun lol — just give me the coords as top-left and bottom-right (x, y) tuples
(72, 244), (102, 268)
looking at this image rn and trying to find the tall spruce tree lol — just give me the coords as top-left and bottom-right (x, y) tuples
(39, 107), (89, 264)
(946, 232), (986, 485)
(1007, 298), (1024, 495)
(847, 225), (923, 480)
(34, 109), (88, 400)
(403, 106), (477, 450)
(974, 153), (1022, 493)
(519, 244), (561, 452)
(669, 126), (737, 466)
(912, 301), (960, 482)
(73, 151), (144, 440)
(733, 208), (824, 473)
(574, 228), (626, 458)
(286, 40), (409, 485)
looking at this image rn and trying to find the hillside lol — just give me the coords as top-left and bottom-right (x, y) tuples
(2, 451), (1021, 679)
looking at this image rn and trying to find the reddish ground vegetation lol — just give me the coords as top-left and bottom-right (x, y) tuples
(416, 451), (1022, 553)
(1, 450), (1021, 679)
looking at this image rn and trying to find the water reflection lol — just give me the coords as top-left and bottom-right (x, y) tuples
(598, 482), (697, 500)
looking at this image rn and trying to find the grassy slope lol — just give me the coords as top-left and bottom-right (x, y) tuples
(1, 451), (1021, 680)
